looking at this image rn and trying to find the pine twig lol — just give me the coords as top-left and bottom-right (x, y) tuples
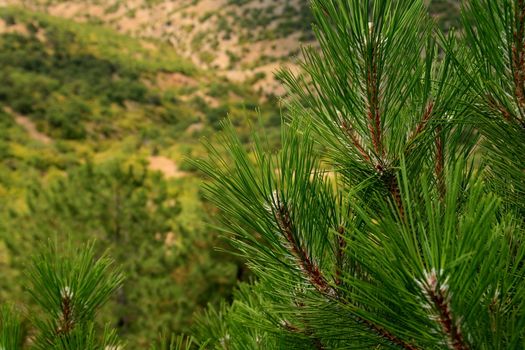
(275, 201), (334, 296)
(57, 287), (74, 335)
(360, 318), (419, 350)
(341, 120), (372, 163)
(412, 101), (435, 140)
(280, 319), (327, 350)
(334, 226), (346, 286)
(273, 198), (419, 350)
(487, 95), (515, 124)
(387, 174), (405, 219)
(512, 0), (525, 111)
(417, 270), (470, 350)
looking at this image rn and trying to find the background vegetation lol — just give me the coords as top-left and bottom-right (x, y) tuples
(0, 6), (281, 346)
(0, 1), (464, 346)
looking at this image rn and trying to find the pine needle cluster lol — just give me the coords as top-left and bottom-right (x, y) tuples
(194, 0), (525, 349)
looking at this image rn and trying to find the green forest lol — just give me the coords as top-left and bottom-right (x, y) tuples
(0, 0), (524, 349)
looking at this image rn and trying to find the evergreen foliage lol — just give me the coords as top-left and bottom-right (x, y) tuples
(1, 0), (524, 348)
(0, 305), (23, 349)
(0, 243), (123, 349)
(193, 0), (525, 349)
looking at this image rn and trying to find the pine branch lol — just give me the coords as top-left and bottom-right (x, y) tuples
(27, 242), (124, 348)
(366, 38), (384, 158)
(195, 1), (525, 348)
(280, 309), (327, 350)
(273, 195), (419, 350)
(274, 198), (334, 297)
(361, 319), (419, 350)
(417, 269), (470, 350)
(334, 226), (346, 287)
(56, 287), (74, 335)
(311, 337), (326, 350)
(340, 118), (372, 163)
(512, 0), (525, 112)
(411, 100), (435, 140)
(486, 95), (515, 123)
(387, 174), (405, 219)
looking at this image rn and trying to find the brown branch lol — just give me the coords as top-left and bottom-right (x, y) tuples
(311, 337), (326, 350)
(56, 287), (74, 335)
(293, 300), (328, 350)
(487, 95), (515, 123)
(418, 270), (470, 350)
(361, 319), (419, 350)
(335, 226), (346, 286)
(512, 0), (525, 109)
(280, 319), (326, 350)
(435, 126), (445, 200)
(274, 200), (419, 350)
(366, 41), (384, 157)
(275, 203), (334, 296)
(341, 121), (372, 163)
(386, 173), (404, 219)
(281, 319), (301, 333)
(413, 101), (435, 139)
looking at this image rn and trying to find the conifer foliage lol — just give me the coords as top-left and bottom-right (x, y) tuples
(1, 243), (123, 349)
(1, 0), (524, 348)
(195, 0), (525, 349)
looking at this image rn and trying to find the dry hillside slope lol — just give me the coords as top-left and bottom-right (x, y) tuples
(1, 0), (314, 95)
(0, 0), (460, 95)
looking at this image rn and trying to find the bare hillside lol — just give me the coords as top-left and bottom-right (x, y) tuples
(0, 0), (460, 95)
(1, 0), (314, 95)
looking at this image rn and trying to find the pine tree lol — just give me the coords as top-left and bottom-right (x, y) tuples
(1, 0), (524, 348)
(194, 0), (525, 349)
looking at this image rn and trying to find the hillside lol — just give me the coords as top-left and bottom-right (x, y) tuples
(0, 0), (313, 95)
(0, 0), (460, 96)
(0, 6), (281, 205)
(0, 6), (280, 345)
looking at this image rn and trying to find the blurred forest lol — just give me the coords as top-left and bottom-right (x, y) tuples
(0, 1), (461, 346)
